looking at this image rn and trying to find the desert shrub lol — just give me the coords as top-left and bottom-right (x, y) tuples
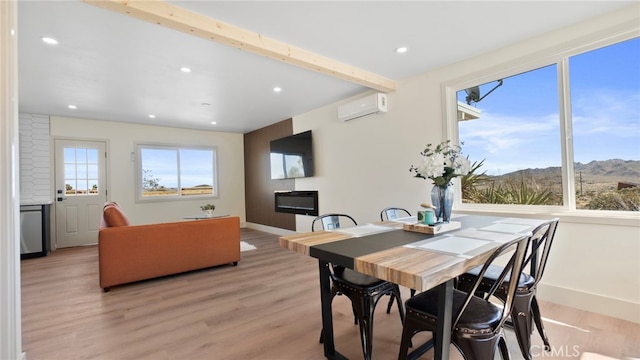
(462, 161), (638, 210)
(586, 187), (640, 211)
(465, 182), (554, 205)
(461, 160), (491, 199)
(462, 168), (556, 205)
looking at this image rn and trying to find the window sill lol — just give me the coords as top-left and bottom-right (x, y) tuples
(455, 207), (639, 227)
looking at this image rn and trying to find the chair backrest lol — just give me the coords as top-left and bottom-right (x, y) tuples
(454, 235), (529, 333)
(311, 213), (357, 232)
(523, 218), (559, 286)
(380, 207), (411, 221)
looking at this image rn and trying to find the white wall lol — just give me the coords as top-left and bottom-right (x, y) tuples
(293, 77), (442, 231)
(49, 116), (246, 228)
(292, 5), (640, 322)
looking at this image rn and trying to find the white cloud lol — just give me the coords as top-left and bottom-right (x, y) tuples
(572, 90), (640, 138)
(460, 87), (639, 175)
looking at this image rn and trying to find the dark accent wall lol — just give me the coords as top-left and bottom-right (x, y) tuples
(244, 119), (296, 230)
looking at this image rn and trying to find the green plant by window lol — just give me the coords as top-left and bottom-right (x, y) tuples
(200, 203), (216, 211)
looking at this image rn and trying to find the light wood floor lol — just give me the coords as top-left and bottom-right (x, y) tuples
(21, 228), (639, 360)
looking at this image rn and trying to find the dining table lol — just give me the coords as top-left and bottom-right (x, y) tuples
(279, 214), (548, 360)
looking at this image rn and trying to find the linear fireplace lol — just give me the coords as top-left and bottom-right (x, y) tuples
(274, 190), (318, 216)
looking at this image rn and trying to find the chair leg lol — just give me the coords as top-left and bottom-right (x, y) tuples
(510, 292), (534, 360)
(330, 283), (408, 360)
(531, 295), (551, 350)
(398, 316), (424, 360)
(386, 294), (395, 314)
(353, 296), (375, 360)
(388, 288), (416, 314)
(498, 336), (511, 360)
(352, 303), (358, 324)
(453, 333), (501, 360)
(395, 289), (406, 324)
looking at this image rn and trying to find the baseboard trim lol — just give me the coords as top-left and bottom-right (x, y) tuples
(243, 222), (296, 236)
(537, 283), (640, 324)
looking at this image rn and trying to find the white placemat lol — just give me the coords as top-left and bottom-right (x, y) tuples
(452, 228), (519, 243)
(480, 223), (532, 234)
(331, 224), (396, 237)
(389, 216), (418, 224)
(496, 217), (545, 226)
(416, 236), (491, 256)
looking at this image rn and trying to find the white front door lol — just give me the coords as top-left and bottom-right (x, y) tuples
(54, 139), (107, 247)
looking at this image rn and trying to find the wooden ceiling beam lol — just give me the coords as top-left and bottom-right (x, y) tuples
(83, 0), (397, 93)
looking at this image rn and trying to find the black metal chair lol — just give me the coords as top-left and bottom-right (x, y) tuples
(398, 235), (530, 360)
(380, 207), (412, 221)
(312, 213), (405, 360)
(456, 218), (559, 360)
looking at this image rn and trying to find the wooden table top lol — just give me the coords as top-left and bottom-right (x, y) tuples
(280, 214), (546, 291)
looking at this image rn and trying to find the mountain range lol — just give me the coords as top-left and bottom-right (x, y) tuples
(493, 159), (640, 182)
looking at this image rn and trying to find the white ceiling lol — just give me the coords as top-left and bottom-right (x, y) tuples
(17, 1), (635, 134)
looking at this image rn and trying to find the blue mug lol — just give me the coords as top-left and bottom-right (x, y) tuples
(423, 210), (435, 225)
(418, 209), (436, 225)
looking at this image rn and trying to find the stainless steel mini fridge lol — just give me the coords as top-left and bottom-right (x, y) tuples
(20, 204), (51, 259)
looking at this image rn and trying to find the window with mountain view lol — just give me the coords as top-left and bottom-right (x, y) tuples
(569, 38), (639, 210)
(455, 36), (639, 212)
(136, 144), (217, 201)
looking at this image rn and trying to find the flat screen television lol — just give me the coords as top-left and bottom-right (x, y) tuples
(270, 130), (314, 179)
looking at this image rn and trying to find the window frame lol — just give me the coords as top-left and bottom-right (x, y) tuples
(134, 143), (219, 203)
(443, 30), (639, 221)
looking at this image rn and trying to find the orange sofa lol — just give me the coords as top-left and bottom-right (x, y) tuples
(98, 203), (240, 291)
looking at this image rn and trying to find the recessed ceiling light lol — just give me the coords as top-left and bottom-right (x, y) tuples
(180, 67), (192, 73)
(67, 105), (77, 109)
(396, 47), (408, 54)
(42, 37), (58, 45)
(41, 37), (59, 45)
(210, 121), (217, 125)
(273, 87), (282, 93)
(148, 114), (156, 119)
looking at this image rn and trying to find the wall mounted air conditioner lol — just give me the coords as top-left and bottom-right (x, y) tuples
(338, 93), (388, 122)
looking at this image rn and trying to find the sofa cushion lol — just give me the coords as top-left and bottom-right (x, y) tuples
(102, 202), (130, 227)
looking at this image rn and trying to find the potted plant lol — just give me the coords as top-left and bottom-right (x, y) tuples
(200, 203), (216, 217)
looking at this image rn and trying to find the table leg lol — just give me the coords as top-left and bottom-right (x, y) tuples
(318, 260), (348, 360)
(434, 279), (453, 360)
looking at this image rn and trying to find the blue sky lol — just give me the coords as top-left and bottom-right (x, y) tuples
(64, 147), (99, 191)
(458, 37), (639, 176)
(141, 148), (213, 189)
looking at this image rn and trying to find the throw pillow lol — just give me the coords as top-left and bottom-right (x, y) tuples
(102, 202), (130, 227)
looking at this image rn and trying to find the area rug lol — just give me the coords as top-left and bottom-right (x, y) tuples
(240, 241), (257, 252)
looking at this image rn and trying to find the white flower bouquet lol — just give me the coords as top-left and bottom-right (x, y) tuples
(410, 140), (472, 187)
